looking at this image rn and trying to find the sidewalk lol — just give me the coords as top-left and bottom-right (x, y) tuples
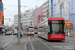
(4, 43), (27, 50)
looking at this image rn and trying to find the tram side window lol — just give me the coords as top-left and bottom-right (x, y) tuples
(48, 24), (50, 32)
(44, 21), (48, 32)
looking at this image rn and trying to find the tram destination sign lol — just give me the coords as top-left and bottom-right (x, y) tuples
(52, 21), (63, 23)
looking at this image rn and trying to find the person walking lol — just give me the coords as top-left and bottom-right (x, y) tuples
(20, 31), (23, 38)
(17, 31), (23, 39)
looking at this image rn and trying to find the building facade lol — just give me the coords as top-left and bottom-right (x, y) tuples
(21, 9), (34, 29)
(14, 9), (34, 29)
(69, 0), (75, 31)
(41, 0), (49, 20)
(14, 14), (18, 29)
(33, 7), (43, 27)
(0, 0), (4, 34)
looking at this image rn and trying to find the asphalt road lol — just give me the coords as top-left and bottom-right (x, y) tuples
(0, 35), (16, 50)
(0, 34), (75, 50)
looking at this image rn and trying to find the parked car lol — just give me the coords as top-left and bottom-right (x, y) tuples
(9, 31), (13, 34)
(13, 31), (18, 35)
(5, 31), (12, 35)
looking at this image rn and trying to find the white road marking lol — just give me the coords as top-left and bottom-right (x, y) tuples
(3, 36), (15, 48)
(34, 36), (53, 50)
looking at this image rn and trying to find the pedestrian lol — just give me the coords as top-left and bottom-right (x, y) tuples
(17, 31), (23, 39)
(20, 31), (22, 38)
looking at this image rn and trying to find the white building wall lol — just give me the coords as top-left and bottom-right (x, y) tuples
(21, 9), (34, 29)
(14, 9), (33, 29)
(42, 0), (49, 20)
(14, 15), (18, 27)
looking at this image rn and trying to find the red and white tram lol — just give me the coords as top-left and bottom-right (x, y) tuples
(38, 17), (65, 40)
(27, 25), (34, 35)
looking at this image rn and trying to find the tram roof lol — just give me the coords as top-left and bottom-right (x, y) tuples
(48, 17), (65, 21)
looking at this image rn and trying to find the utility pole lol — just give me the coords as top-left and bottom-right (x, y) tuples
(60, 5), (62, 17)
(60, 2), (62, 17)
(51, 0), (53, 17)
(18, 0), (21, 44)
(60, 0), (64, 17)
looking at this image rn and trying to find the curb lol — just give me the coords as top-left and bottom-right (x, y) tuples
(25, 44), (28, 50)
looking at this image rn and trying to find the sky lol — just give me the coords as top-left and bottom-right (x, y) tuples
(2, 0), (47, 26)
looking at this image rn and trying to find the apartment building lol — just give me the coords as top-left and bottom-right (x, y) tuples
(33, 7), (43, 27)
(41, 0), (49, 20)
(22, 9), (34, 29)
(14, 9), (34, 29)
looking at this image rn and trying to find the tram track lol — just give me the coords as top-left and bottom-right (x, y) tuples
(28, 36), (35, 50)
(36, 36), (68, 50)
(28, 35), (75, 50)
(34, 36), (53, 50)
(37, 36), (75, 50)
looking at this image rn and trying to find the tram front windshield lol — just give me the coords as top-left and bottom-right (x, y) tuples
(28, 27), (34, 32)
(51, 20), (64, 33)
